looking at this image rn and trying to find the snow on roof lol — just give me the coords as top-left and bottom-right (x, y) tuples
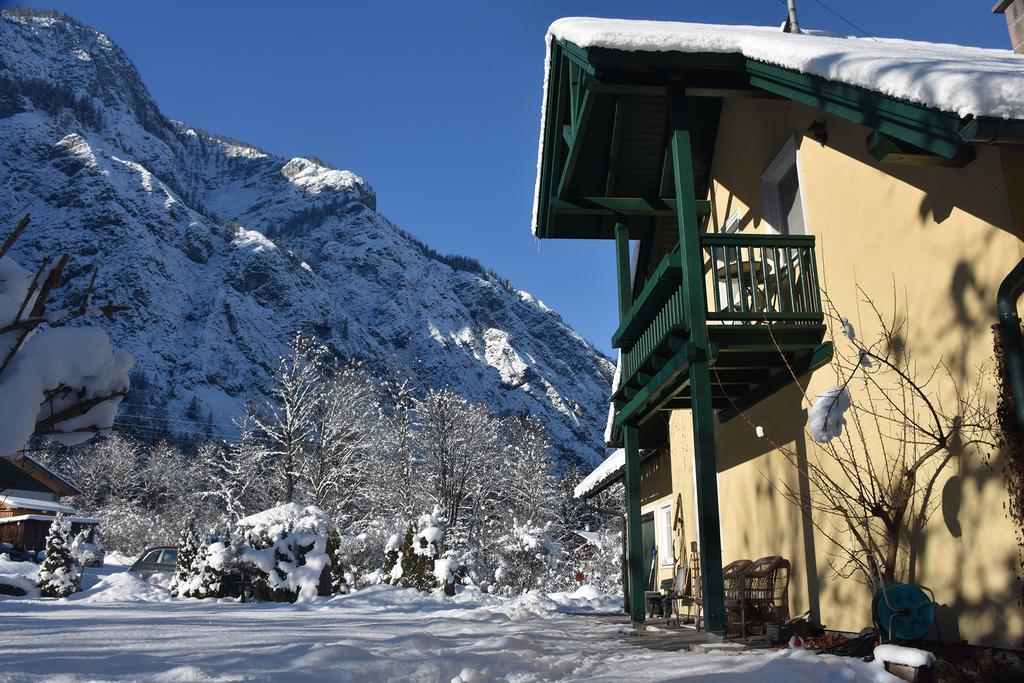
(551, 18), (1024, 120)
(236, 503), (327, 534)
(0, 495), (76, 514)
(0, 514), (101, 525)
(533, 17), (1024, 235)
(574, 448), (624, 499)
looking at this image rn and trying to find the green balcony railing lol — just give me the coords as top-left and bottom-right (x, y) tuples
(701, 233), (822, 325)
(614, 233), (823, 399)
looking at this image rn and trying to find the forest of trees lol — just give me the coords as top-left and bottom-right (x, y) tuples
(35, 333), (623, 596)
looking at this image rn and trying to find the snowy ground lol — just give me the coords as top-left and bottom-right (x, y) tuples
(0, 557), (899, 682)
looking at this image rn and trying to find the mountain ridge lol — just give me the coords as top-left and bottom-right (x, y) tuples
(0, 8), (614, 470)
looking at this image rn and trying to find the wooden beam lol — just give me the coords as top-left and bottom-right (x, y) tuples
(717, 342), (835, 423)
(551, 197), (711, 217)
(746, 59), (966, 160)
(670, 90), (727, 636)
(556, 75), (595, 198)
(684, 87), (781, 99)
(866, 130), (974, 168)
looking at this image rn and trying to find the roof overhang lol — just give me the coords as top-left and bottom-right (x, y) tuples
(533, 36), (1024, 241)
(1, 454), (80, 498)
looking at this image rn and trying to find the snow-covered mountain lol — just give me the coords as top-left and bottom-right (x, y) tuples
(0, 9), (614, 469)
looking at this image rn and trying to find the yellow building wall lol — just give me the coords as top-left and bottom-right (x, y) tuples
(638, 450), (682, 587)
(667, 97), (1024, 649)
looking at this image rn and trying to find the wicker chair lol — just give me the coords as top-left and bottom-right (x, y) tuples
(728, 556), (791, 638)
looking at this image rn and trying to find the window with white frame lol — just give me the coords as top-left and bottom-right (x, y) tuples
(657, 503), (674, 567)
(761, 136), (808, 235)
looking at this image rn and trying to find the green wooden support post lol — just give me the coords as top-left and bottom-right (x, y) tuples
(668, 91), (727, 637)
(623, 424), (645, 626)
(615, 220), (647, 627)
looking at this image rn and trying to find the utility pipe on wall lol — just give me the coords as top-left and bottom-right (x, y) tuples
(997, 257), (1024, 434)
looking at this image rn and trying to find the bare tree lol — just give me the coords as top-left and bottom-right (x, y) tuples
(249, 333), (325, 503)
(727, 287), (996, 591)
(415, 388), (500, 544)
(301, 362), (381, 519)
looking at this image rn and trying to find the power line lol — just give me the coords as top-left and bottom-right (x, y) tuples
(775, 0), (877, 41)
(810, 0), (877, 41)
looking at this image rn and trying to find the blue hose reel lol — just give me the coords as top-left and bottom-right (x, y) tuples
(871, 583), (935, 641)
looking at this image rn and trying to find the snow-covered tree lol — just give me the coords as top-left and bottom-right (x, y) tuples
(492, 518), (561, 594)
(249, 333), (326, 503)
(170, 519), (202, 597)
(373, 376), (418, 521)
(37, 514), (79, 597)
(0, 214), (131, 458)
(415, 389), (500, 545)
(184, 531), (233, 599)
(301, 362), (380, 520)
(324, 528), (348, 594)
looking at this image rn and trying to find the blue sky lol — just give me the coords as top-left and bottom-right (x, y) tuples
(8, 0), (1012, 355)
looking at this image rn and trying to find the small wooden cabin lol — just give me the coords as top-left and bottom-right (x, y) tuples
(0, 454), (100, 552)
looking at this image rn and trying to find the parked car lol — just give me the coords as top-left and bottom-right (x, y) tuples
(128, 546), (177, 579)
(0, 543), (38, 563)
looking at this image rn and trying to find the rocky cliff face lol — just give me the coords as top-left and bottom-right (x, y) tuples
(0, 9), (614, 469)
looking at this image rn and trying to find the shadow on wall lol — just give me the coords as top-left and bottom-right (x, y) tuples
(714, 384), (823, 623)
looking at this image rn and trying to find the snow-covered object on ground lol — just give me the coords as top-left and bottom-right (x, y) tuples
(534, 17), (1024, 235)
(808, 385), (852, 443)
(873, 644), (936, 669)
(0, 580), (902, 681)
(237, 503), (328, 539)
(0, 9), (613, 471)
(574, 448), (624, 498)
(0, 554), (39, 598)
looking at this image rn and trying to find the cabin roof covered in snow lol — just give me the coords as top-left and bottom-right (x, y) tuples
(0, 495), (76, 514)
(548, 18), (1024, 120)
(574, 449), (625, 499)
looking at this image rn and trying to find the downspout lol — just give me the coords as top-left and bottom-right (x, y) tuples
(997, 257), (1024, 433)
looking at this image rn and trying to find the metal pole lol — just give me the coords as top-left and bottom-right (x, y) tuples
(786, 0), (802, 34)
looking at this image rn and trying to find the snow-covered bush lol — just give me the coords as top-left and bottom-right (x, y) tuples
(0, 214), (131, 457)
(380, 508), (452, 592)
(37, 514), (79, 597)
(567, 525), (623, 596)
(70, 526), (104, 567)
(239, 503), (330, 603)
(491, 519), (562, 594)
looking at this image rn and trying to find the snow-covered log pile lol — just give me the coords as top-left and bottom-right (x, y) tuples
(0, 214), (131, 458)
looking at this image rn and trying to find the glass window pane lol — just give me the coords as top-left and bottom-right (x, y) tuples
(658, 505), (674, 566)
(776, 164), (805, 235)
(159, 549), (178, 566)
(142, 550), (161, 564)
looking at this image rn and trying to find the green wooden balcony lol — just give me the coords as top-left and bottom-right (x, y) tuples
(612, 233), (832, 430)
